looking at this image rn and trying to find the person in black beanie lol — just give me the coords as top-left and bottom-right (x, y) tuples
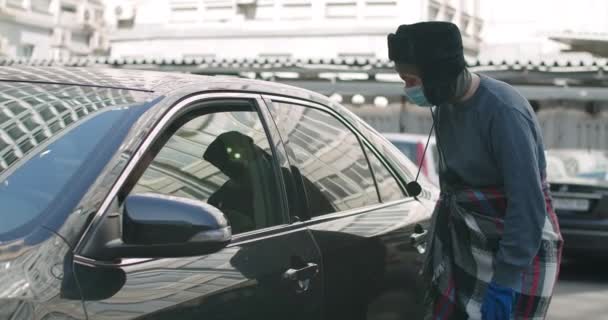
(388, 22), (563, 320)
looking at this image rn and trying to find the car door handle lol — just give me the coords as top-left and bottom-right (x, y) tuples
(283, 262), (319, 282)
(410, 230), (428, 245)
(410, 227), (428, 254)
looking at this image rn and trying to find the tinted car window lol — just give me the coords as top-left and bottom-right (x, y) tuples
(330, 105), (419, 187)
(267, 101), (381, 215)
(0, 83), (139, 175)
(0, 82), (146, 240)
(363, 144), (405, 202)
(0, 106), (145, 238)
(132, 105), (282, 234)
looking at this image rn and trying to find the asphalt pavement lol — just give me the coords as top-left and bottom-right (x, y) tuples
(547, 258), (608, 320)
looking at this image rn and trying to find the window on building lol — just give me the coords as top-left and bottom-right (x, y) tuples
(83, 9), (92, 22)
(132, 102), (283, 234)
(460, 13), (472, 35)
(95, 9), (104, 22)
(6, 0), (25, 8)
(253, 0), (275, 20)
(117, 20), (134, 29)
(17, 44), (34, 58)
(237, 1), (257, 20)
(203, 0), (235, 22)
(428, 1), (441, 20)
(170, 0), (199, 23)
(474, 17), (483, 38)
(31, 0), (52, 13)
(267, 101), (386, 216)
(115, 5), (135, 29)
(71, 32), (88, 46)
(281, 0), (312, 20)
(60, 3), (78, 13)
(363, 0), (397, 18)
(444, 6), (455, 22)
(325, 0), (357, 19)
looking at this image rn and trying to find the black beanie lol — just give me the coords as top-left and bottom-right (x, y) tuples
(387, 22), (466, 87)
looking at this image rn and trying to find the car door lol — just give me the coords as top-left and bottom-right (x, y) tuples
(74, 93), (323, 320)
(263, 96), (432, 320)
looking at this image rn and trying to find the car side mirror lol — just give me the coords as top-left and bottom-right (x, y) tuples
(103, 193), (232, 259)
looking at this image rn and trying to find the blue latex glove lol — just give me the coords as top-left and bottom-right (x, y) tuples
(481, 282), (515, 320)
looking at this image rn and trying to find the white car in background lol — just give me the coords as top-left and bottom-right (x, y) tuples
(545, 149), (608, 260)
(383, 133), (439, 186)
(547, 149), (608, 178)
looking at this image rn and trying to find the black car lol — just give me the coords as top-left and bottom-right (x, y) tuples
(0, 67), (438, 320)
(546, 151), (608, 258)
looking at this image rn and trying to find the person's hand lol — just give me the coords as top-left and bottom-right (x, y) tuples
(481, 281), (514, 320)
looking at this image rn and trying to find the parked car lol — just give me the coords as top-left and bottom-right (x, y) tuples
(546, 150), (608, 259)
(383, 133), (439, 186)
(0, 67), (437, 320)
(384, 133), (608, 259)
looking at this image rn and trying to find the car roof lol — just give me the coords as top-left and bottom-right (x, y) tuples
(383, 132), (436, 144)
(0, 66), (331, 103)
(0, 66), (343, 175)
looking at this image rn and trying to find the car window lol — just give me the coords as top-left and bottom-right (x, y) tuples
(328, 103), (419, 183)
(0, 81), (149, 241)
(391, 141), (418, 163)
(266, 101), (381, 216)
(0, 106), (147, 240)
(132, 103), (282, 234)
(363, 144), (405, 202)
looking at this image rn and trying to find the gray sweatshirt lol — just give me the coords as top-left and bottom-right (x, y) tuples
(435, 74), (548, 288)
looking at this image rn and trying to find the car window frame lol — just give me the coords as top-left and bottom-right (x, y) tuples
(332, 104), (419, 192)
(74, 92), (295, 260)
(260, 95), (409, 221)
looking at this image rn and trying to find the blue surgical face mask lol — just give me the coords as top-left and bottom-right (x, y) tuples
(404, 85), (433, 107)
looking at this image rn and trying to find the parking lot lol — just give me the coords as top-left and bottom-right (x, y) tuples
(548, 259), (608, 319)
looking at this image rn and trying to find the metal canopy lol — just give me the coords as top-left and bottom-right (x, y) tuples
(279, 80), (608, 102)
(2, 57), (608, 100)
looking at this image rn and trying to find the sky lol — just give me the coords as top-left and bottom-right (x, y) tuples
(479, 0), (608, 59)
(481, 0), (608, 43)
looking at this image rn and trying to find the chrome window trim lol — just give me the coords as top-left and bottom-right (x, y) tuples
(304, 198), (413, 225)
(74, 92), (285, 256)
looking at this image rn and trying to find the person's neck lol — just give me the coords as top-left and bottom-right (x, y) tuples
(457, 72), (480, 103)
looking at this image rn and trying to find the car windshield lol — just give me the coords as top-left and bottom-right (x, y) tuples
(576, 171), (608, 181)
(546, 149), (608, 178)
(545, 155), (569, 179)
(0, 105), (149, 238)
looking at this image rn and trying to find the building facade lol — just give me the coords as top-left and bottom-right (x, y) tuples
(0, 0), (108, 59)
(105, 0), (482, 60)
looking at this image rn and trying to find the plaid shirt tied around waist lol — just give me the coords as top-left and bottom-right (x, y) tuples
(423, 182), (563, 320)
